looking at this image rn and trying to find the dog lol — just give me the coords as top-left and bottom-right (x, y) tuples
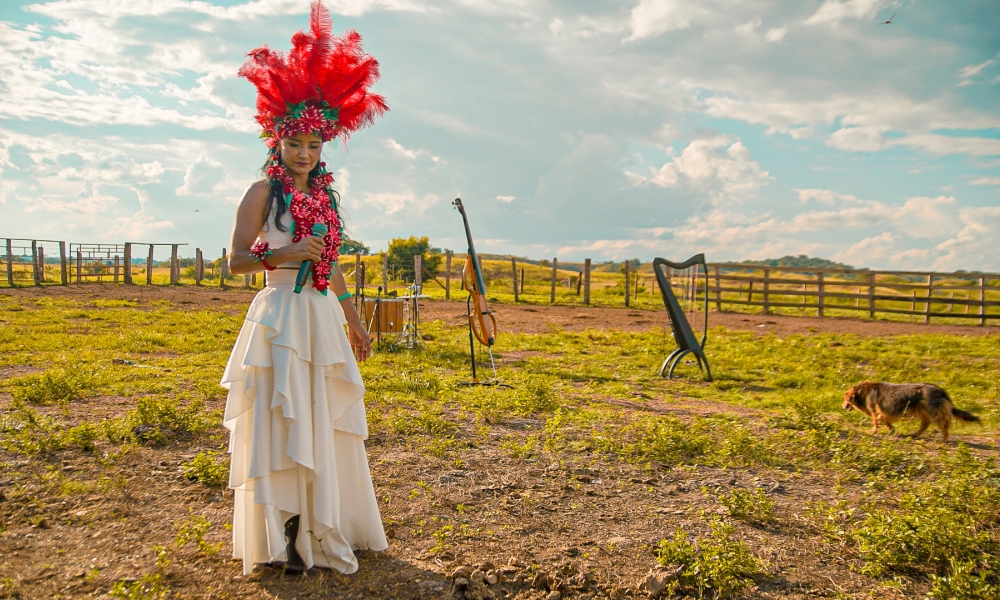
(843, 381), (980, 443)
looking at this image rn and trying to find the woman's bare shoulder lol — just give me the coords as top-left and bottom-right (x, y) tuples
(238, 180), (271, 208)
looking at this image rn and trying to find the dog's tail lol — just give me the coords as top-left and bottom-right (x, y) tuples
(952, 408), (981, 423)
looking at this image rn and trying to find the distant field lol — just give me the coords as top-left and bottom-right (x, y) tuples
(1, 284), (998, 598)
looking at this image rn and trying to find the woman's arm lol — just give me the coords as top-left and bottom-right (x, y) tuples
(327, 263), (372, 362)
(228, 182), (324, 275)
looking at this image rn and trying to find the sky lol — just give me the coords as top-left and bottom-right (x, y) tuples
(0, 0), (998, 270)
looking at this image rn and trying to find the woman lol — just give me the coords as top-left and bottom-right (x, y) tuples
(221, 2), (389, 575)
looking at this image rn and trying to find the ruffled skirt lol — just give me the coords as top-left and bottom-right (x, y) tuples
(221, 273), (387, 575)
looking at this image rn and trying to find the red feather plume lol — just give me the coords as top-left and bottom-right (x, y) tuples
(238, 1), (387, 143)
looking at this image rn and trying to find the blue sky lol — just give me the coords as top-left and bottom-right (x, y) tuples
(1, 0), (998, 269)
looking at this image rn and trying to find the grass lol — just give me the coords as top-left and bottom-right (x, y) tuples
(1, 289), (999, 596)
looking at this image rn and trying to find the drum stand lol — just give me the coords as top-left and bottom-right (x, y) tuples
(399, 283), (422, 350)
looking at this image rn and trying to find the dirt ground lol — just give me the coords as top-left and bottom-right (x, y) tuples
(1, 284), (997, 600)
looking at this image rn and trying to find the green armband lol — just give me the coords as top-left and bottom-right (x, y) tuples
(337, 292), (353, 302)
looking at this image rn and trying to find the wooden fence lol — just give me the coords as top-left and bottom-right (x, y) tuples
(6, 238), (1000, 325)
(703, 263), (1000, 325)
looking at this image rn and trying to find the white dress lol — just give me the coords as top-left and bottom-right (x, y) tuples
(221, 207), (387, 575)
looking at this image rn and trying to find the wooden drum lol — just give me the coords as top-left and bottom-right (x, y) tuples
(363, 298), (405, 334)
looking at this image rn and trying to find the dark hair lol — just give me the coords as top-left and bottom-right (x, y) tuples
(259, 151), (340, 232)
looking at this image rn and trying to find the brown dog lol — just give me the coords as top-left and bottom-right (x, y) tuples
(843, 381), (980, 443)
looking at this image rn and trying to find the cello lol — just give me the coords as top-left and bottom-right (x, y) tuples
(453, 198), (499, 382)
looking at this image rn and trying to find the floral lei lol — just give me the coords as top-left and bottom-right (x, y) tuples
(266, 149), (343, 294)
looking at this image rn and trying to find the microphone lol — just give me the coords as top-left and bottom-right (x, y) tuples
(293, 222), (328, 293)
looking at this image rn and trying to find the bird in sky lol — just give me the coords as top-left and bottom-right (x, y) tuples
(878, 13), (896, 25)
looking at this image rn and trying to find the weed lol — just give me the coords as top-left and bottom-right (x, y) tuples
(719, 488), (774, 524)
(928, 558), (999, 599)
(430, 524), (454, 554)
(182, 451), (230, 487)
(175, 513), (223, 557)
(9, 368), (90, 405)
(126, 395), (217, 443)
(654, 519), (764, 598)
(834, 447), (1000, 578)
(500, 435), (538, 459)
(594, 414), (713, 465)
(109, 546), (170, 600)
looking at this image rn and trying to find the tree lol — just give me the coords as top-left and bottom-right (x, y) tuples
(340, 234), (370, 256)
(385, 236), (442, 282)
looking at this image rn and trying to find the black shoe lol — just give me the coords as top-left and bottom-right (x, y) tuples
(284, 515), (306, 573)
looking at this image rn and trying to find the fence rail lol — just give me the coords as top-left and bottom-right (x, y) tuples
(702, 263), (999, 325)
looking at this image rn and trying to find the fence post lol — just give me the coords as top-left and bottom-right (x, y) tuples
(762, 268), (770, 314)
(583, 258), (591, 305)
(747, 281), (753, 304)
(445, 251), (452, 300)
(624, 261), (630, 308)
(979, 277), (986, 326)
(195, 248), (203, 285)
(576, 269), (581, 296)
(550, 257), (557, 303)
(4, 239), (12, 286)
(169, 244), (179, 285)
(925, 274), (933, 324)
(219, 248), (228, 288)
(713, 265), (721, 311)
(31, 241), (39, 285)
(817, 272), (825, 317)
(38, 245), (46, 285)
(414, 254), (422, 289)
(868, 272), (875, 318)
(145, 246), (154, 285)
(76, 250), (82, 284)
(522, 268), (526, 296)
(114, 255), (120, 283)
(59, 241), (67, 285)
(510, 257), (519, 302)
(122, 243), (132, 284)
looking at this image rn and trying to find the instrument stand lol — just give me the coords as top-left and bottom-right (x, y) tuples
(399, 283), (423, 350)
(457, 296), (512, 388)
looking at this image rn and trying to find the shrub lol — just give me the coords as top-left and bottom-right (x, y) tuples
(655, 520), (764, 598)
(719, 488), (774, 525)
(183, 451), (230, 487)
(929, 559), (999, 599)
(843, 447), (1000, 577)
(9, 368), (90, 405)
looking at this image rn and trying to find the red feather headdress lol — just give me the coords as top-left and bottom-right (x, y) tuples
(238, 1), (388, 145)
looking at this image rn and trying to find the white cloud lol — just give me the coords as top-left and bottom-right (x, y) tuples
(496, 195), (516, 203)
(764, 27), (788, 42)
(734, 19), (761, 36)
(804, 0), (895, 26)
(625, 0), (707, 41)
(827, 126), (887, 151)
(176, 155), (228, 196)
(970, 177), (1000, 186)
(958, 58), (997, 87)
(362, 191), (440, 215)
(106, 189), (173, 238)
(386, 138), (441, 163)
(628, 136), (772, 201)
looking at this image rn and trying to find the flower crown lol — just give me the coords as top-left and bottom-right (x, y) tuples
(238, 1), (387, 146)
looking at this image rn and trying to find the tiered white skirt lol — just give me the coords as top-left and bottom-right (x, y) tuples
(221, 272), (387, 575)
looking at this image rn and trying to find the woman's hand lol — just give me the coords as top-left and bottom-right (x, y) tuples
(278, 235), (325, 263)
(348, 322), (372, 362)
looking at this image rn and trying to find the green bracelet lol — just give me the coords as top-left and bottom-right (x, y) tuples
(336, 292), (353, 302)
